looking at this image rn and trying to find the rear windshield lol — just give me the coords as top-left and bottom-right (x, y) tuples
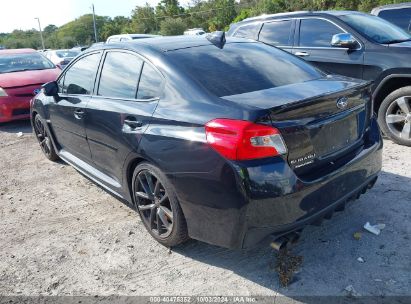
(167, 42), (323, 97)
(0, 52), (55, 74)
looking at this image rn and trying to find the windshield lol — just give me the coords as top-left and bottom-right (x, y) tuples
(55, 50), (79, 58)
(340, 13), (411, 44)
(0, 52), (55, 74)
(168, 42), (324, 97)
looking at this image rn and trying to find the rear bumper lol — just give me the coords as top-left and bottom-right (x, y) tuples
(0, 97), (31, 123)
(175, 117), (383, 249)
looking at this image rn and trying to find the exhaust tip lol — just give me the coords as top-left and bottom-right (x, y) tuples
(270, 232), (301, 251)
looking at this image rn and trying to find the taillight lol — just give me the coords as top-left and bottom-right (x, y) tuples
(205, 119), (287, 161)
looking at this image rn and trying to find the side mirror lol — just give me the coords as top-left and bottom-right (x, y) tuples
(331, 33), (358, 49)
(42, 81), (58, 96)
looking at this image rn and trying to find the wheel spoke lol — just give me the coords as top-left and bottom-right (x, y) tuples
(138, 174), (153, 199)
(138, 203), (155, 211)
(157, 208), (171, 232)
(154, 180), (160, 196)
(158, 194), (169, 205)
(39, 138), (47, 147)
(386, 114), (406, 124)
(136, 191), (150, 200)
(160, 206), (173, 221)
(401, 122), (411, 139)
(396, 97), (411, 114)
(144, 172), (155, 194)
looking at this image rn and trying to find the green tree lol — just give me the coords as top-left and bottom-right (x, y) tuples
(160, 17), (187, 35)
(156, 0), (184, 17)
(130, 4), (159, 34)
(100, 16), (131, 40)
(208, 0), (237, 31)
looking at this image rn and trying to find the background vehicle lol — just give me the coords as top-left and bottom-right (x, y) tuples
(184, 28), (206, 35)
(0, 49), (60, 122)
(71, 46), (89, 52)
(45, 49), (80, 69)
(31, 36), (381, 249)
(372, 2), (411, 32)
(228, 11), (411, 146)
(106, 34), (159, 43)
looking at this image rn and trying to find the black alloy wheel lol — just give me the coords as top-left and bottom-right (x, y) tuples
(33, 114), (59, 161)
(132, 163), (188, 246)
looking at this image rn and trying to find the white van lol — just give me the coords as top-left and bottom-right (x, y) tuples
(106, 34), (159, 43)
(183, 28), (206, 36)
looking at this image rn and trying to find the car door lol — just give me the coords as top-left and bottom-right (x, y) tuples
(85, 50), (163, 183)
(258, 19), (295, 54)
(293, 17), (364, 79)
(49, 51), (102, 161)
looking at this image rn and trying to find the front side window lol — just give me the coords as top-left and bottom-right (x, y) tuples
(98, 52), (143, 99)
(341, 13), (411, 44)
(136, 63), (163, 99)
(299, 18), (341, 47)
(63, 52), (101, 95)
(259, 20), (293, 46)
(378, 8), (411, 32)
(168, 42), (323, 97)
(233, 23), (261, 40)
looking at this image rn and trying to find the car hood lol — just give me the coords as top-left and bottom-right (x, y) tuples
(0, 68), (60, 88)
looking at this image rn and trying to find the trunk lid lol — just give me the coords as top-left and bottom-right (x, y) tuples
(222, 75), (372, 176)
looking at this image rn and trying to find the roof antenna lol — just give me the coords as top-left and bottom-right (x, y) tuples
(206, 31), (226, 49)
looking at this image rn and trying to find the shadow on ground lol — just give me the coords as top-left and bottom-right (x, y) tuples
(0, 120), (32, 134)
(173, 171), (411, 297)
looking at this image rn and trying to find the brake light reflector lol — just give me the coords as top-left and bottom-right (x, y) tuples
(205, 119), (287, 160)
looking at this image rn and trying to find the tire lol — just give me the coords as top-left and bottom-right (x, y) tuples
(378, 86), (411, 147)
(33, 114), (59, 161)
(132, 162), (188, 247)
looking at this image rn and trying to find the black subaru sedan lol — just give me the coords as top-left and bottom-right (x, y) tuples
(31, 34), (382, 249)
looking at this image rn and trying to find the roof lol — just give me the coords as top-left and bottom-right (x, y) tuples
(371, 2), (411, 14)
(0, 48), (36, 55)
(93, 35), (250, 53)
(236, 10), (366, 25)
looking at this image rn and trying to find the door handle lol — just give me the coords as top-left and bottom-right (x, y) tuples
(295, 51), (310, 57)
(124, 118), (143, 129)
(74, 108), (85, 120)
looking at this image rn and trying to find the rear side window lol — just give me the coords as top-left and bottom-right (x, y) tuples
(98, 52), (143, 99)
(379, 8), (411, 32)
(299, 19), (341, 47)
(168, 42), (323, 97)
(63, 52), (101, 95)
(137, 63), (163, 99)
(233, 23), (261, 39)
(259, 20), (293, 46)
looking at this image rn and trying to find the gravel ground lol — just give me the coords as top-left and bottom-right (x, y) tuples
(0, 120), (410, 298)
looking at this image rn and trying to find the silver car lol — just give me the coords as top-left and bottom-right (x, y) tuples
(44, 49), (80, 70)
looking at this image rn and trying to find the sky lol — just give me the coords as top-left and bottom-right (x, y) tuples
(1, 0), (191, 33)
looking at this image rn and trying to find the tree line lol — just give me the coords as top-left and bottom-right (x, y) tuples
(0, 0), (406, 49)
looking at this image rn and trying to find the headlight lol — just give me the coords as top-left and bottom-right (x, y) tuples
(0, 87), (8, 97)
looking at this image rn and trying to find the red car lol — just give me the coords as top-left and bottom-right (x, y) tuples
(0, 49), (60, 123)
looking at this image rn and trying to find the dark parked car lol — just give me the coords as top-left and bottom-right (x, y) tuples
(31, 35), (382, 249)
(228, 11), (411, 146)
(372, 2), (411, 33)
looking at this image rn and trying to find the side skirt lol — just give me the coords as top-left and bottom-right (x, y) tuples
(58, 149), (125, 200)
